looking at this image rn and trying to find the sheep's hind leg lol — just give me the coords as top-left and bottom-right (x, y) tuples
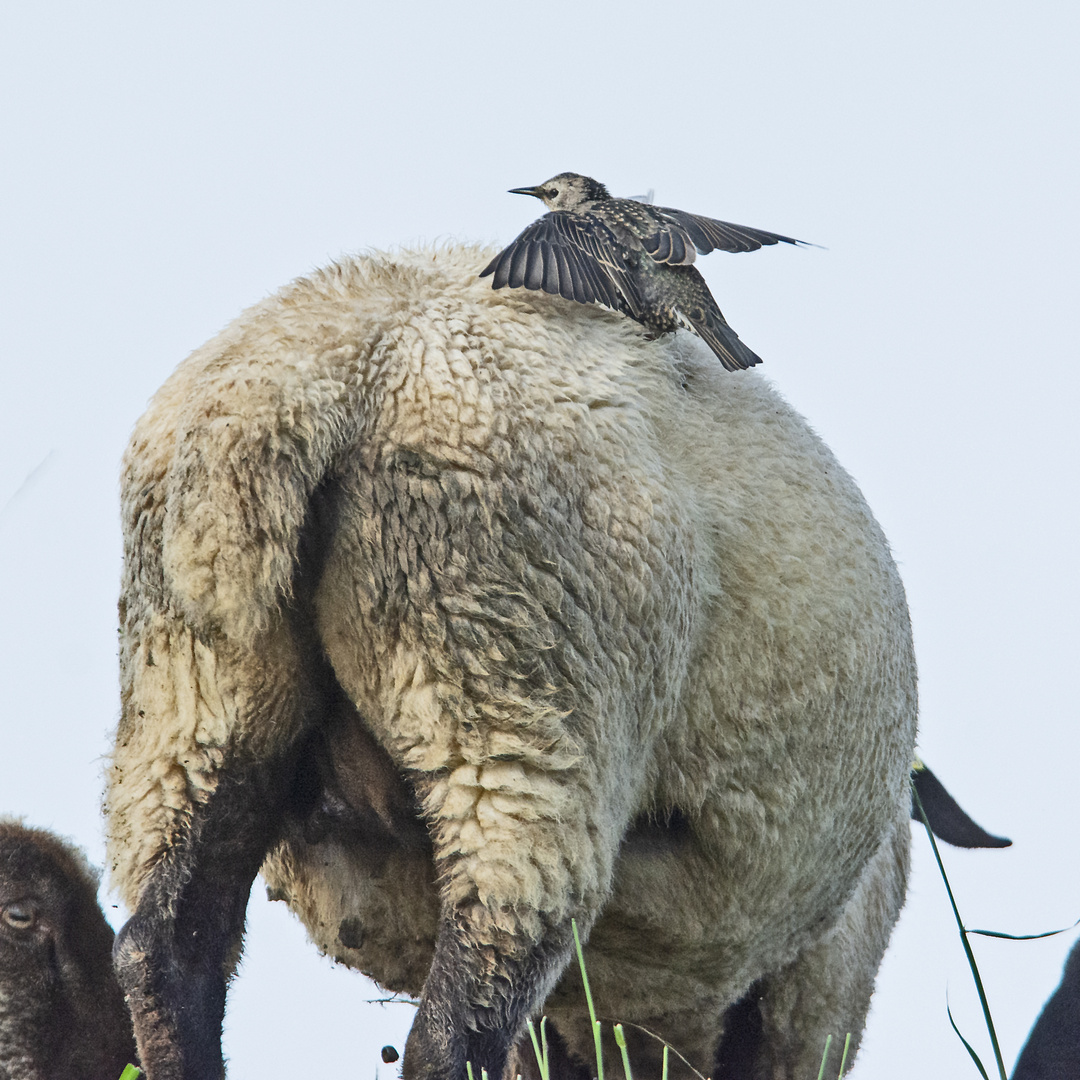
(405, 913), (579, 1080)
(113, 759), (287, 1080)
(752, 813), (910, 1079)
(400, 751), (631, 1080)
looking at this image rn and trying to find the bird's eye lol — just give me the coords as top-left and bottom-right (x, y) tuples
(548, 189), (558, 199)
(2, 902), (37, 931)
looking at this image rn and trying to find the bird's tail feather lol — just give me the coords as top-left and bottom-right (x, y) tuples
(679, 308), (763, 372)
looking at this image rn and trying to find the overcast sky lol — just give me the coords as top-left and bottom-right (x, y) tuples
(2, 2), (1078, 1077)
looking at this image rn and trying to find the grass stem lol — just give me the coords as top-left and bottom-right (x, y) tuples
(815, 1034), (833, 1080)
(572, 918), (604, 1080)
(837, 1033), (852, 1077)
(614, 1023), (634, 1080)
(527, 1018), (551, 1080)
(912, 781), (1007, 1080)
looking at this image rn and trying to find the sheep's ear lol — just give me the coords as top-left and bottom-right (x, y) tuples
(910, 762), (1012, 848)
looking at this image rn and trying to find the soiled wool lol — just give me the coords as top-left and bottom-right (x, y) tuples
(107, 246), (917, 1079)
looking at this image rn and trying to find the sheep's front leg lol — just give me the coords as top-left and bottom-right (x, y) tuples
(402, 755), (628, 1080)
(113, 760), (284, 1080)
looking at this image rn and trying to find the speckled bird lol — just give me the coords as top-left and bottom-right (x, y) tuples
(480, 172), (807, 371)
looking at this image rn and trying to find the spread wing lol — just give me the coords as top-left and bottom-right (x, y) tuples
(644, 207), (806, 261)
(480, 211), (643, 318)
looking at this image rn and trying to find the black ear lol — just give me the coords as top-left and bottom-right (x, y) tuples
(910, 763), (1012, 848)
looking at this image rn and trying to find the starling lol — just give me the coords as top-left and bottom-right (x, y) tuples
(480, 172), (808, 371)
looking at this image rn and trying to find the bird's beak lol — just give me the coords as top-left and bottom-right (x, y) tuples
(508, 186), (545, 200)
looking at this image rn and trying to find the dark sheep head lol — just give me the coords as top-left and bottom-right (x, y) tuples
(0, 821), (137, 1080)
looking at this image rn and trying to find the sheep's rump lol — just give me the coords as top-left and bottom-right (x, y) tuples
(108, 246), (916, 1078)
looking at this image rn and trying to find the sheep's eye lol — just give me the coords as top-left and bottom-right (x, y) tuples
(2, 902), (37, 931)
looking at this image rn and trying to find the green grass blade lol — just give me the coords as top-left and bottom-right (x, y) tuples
(661, 1045), (669, 1080)
(947, 1001), (991, 1080)
(968, 921), (1079, 941)
(527, 1018), (550, 1080)
(467, 1061), (475, 1080)
(913, 781), (1008, 1080)
(527, 1019), (541, 1067)
(118, 1068), (142, 1080)
(614, 1023), (634, 1080)
(816, 1034), (833, 1080)
(836, 1033), (852, 1078)
(572, 918), (604, 1080)
(610, 1021), (708, 1080)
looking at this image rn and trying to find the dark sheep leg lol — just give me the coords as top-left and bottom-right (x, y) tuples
(404, 915), (579, 1080)
(113, 761), (286, 1080)
(714, 981), (766, 1079)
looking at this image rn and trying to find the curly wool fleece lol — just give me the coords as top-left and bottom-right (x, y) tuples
(107, 246), (916, 1080)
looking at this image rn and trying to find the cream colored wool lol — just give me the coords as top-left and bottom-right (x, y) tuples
(107, 246), (917, 1078)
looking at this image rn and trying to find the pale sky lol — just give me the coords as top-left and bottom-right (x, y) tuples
(1, 2), (1078, 1077)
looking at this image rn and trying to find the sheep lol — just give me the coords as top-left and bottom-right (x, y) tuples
(0, 820), (137, 1080)
(1011, 937), (1080, 1080)
(107, 244), (920, 1080)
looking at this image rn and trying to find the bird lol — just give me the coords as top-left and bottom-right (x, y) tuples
(480, 172), (808, 371)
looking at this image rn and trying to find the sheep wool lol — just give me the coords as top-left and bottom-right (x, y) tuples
(106, 245), (918, 1080)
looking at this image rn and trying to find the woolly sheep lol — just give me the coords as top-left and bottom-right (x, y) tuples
(0, 820), (137, 1080)
(107, 245), (919, 1080)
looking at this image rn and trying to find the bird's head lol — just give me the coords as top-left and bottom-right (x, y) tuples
(508, 172), (610, 211)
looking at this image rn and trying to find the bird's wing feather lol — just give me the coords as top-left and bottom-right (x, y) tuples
(675, 304), (763, 372)
(639, 219), (697, 266)
(652, 208), (805, 255)
(480, 212), (643, 317)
